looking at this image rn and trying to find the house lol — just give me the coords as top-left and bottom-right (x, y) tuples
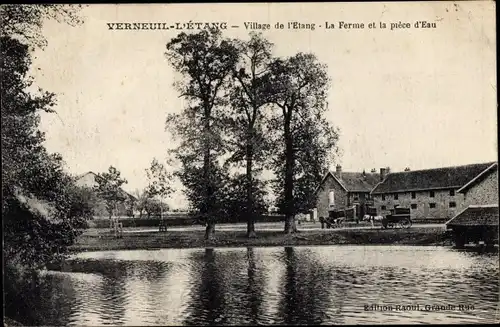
(75, 171), (137, 217)
(314, 165), (381, 220)
(370, 162), (497, 221)
(445, 204), (499, 248)
(457, 162), (498, 207)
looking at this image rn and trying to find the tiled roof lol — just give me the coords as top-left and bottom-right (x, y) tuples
(333, 172), (381, 192)
(371, 162), (496, 194)
(446, 205), (499, 227)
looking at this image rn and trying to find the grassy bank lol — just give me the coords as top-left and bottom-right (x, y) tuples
(70, 227), (452, 252)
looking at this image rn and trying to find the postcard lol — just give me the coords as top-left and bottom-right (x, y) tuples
(2, 2), (497, 326)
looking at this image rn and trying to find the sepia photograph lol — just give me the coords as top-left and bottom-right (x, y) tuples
(2, 2), (498, 326)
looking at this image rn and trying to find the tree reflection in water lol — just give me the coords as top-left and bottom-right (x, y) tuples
(183, 248), (226, 325)
(276, 247), (338, 325)
(244, 247), (265, 324)
(182, 247), (267, 325)
(4, 269), (79, 326)
(8, 247), (498, 325)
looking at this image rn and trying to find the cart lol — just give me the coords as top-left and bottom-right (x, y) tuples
(382, 207), (412, 229)
(326, 206), (355, 229)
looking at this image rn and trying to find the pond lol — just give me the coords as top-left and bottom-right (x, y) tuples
(7, 246), (499, 325)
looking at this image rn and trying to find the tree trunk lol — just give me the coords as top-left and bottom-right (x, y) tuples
(246, 133), (256, 238)
(205, 221), (216, 240)
(284, 121), (296, 234)
(203, 108), (215, 240)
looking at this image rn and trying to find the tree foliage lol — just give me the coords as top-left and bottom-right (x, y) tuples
(0, 4), (84, 49)
(1, 35), (86, 271)
(173, 156), (231, 221)
(133, 188), (170, 218)
(145, 158), (172, 200)
(225, 32), (274, 237)
(165, 29), (239, 239)
(221, 174), (269, 222)
(93, 166), (128, 218)
(267, 53), (338, 233)
(165, 31), (340, 235)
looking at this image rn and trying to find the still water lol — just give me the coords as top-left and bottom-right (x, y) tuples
(11, 246), (500, 325)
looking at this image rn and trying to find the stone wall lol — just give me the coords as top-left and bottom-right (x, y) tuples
(315, 174), (348, 219)
(463, 169), (499, 206)
(373, 188), (465, 220)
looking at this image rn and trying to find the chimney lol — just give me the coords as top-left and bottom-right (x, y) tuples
(380, 168), (387, 181)
(336, 164), (342, 179)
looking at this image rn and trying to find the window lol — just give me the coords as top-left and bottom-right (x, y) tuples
(394, 193), (399, 200)
(411, 192), (416, 199)
(382, 194), (385, 200)
(429, 203), (436, 209)
(430, 191), (435, 198)
(353, 193), (359, 201)
(411, 204), (417, 209)
(450, 190), (455, 196)
(449, 201), (456, 208)
(328, 190), (335, 207)
(381, 205), (386, 210)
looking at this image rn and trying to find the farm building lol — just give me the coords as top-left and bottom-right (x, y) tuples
(314, 165), (380, 220)
(457, 162), (498, 207)
(75, 171), (137, 218)
(370, 162), (497, 221)
(445, 205), (499, 248)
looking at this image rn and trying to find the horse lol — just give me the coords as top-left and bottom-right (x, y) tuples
(333, 217), (346, 228)
(362, 214), (384, 228)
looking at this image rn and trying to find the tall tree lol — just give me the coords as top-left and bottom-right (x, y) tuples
(2, 35), (85, 271)
(165, 29), (238, 239)
(273, 117), (339, 218)
(226, 32), (274, 237)
(268, 53), (337, 233)
(2, 5), (86, 322)
(144, 158), (172, 218)
(94, 166), (128, 219)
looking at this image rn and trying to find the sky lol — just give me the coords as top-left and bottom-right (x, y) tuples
(32, 2), (497, 209)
